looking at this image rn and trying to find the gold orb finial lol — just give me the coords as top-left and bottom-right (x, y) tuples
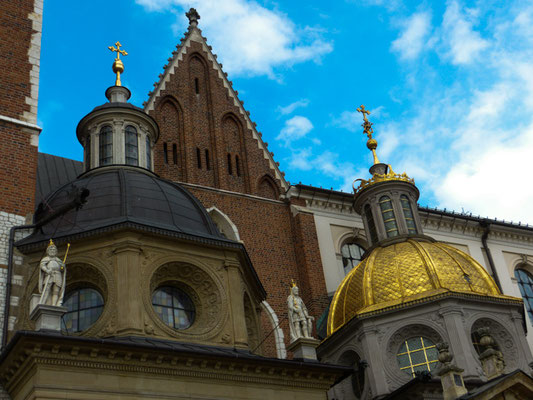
(108, 41), (128, 86)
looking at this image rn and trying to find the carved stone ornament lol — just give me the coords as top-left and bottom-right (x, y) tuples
(287, 283), (315, 343)
(145, 261), (228, 340)
(471, 318), (518, 371)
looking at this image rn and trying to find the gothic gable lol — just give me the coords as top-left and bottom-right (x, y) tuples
(144, 25), (288, 197)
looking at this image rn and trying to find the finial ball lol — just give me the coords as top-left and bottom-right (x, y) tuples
(366, 138), (378, 150)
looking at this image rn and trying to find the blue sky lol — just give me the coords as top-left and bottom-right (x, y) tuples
(37, 0), (533, 224)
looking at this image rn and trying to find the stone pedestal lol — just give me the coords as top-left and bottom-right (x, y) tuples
(287, 337), (320, 361)
(30, 304), (67, 331)
(437, 365), (468, 400)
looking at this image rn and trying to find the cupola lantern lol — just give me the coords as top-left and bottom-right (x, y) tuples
(76, 43), (159, 172)
(352, 105), (423, 246)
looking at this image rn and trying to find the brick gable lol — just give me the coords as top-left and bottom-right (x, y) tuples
(145, 26), (287, 197)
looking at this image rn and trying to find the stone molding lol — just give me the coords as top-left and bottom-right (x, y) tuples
(0, 335), (343, 392)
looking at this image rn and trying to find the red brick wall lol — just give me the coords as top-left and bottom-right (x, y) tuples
(149, 40), (281, 196)
(0, 122), (38, 216)
(149, 35), (328, 358)
(187, 186), (327, 357)
(0, 0), (38, 216)
(0, 0), (34, 120)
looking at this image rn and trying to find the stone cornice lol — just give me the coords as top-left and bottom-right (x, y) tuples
(289, 185), (533, 245)
(0, 332), (349, 392)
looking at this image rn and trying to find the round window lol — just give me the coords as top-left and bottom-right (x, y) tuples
(152, 286), (195, 330)
(62, 288), (104, 333)
(396, 337), (439, 376)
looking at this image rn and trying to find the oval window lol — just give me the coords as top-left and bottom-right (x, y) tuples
(62, 288), (104, 333)
(152, 286), (196, 330)
(396, 337), (439, 376)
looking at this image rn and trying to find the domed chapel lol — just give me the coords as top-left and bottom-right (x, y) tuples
(318, 107), (533, 398)
(1, 3), (533, 400)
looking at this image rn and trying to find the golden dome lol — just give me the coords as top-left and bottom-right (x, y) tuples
(328, 239), (513, 335)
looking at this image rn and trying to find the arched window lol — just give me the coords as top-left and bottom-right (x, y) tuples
(379, 195), (398, 237)
(62, 288), (104, 333)
(172, 143), (178, 165)
(401, 195), (417, 234)
(163, 142), (168, 164)
(152, 286), (195, 330)
(99, 125), (113, 166)
(364, 204), (378, 244)
(396, 337), (439, 377)
(515, 268), (533, 323)
(125, 125), (138, 166)
(235, 155), (241, 176)
(146, 137), (151, 169)
(205, 149), (210, 170)
(196, 147), (202, 169)
(85, 135), (91, 169)
(341, 241), (365, 275)
(227, 153), (232, 175)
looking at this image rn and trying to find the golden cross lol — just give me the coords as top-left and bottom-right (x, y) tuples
(357, 104), (370, 123)
(108, 41), (128, 59)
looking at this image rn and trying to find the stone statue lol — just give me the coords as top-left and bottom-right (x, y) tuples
(39, 240), (68, 306)
(287, 282), (314, 342)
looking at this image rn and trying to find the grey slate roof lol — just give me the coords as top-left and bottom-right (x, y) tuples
(36, 152), (83, 205)
(22, 166), (227, 248)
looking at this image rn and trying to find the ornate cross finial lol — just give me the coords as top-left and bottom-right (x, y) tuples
(108, 41), (128, 59)
(357, 104), (380, 165)
(108, 41), (128, 86)
(186, 8), (200, 26)
(357, 104), (374, 139)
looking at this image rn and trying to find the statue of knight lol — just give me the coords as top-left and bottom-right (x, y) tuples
(39, 239), (70, 306)
(287, 280), (315, 342)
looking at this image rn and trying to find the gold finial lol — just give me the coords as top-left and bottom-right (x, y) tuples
(357, 104), (380, 165)
(291, 279), (297, 288)
(47, 239), (55, 248)
(108, 41), (128, 86)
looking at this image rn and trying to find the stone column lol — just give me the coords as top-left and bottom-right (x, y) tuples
(439, 304), (479, 380)
(114, 242), (144, 334)
(359, 324), (389, 397)
(225, 260), (248, 348)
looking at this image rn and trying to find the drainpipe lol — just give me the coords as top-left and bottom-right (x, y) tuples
(480, 220), (503, 293)
(1, 187), (89, 349)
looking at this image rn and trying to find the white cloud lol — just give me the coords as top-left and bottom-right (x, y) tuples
(289, 148), (313, 171)
(391, 11), (432, 61)
(276, 116), (314, 145)
(278, 99), (310, 115)
(136, 0), (333, 78)
(441, 1), (489, 65)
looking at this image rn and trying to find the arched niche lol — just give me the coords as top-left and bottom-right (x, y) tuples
(207, 206), (240, 241)
(256, 174), (279, 200)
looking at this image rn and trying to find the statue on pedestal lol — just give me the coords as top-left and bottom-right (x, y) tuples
(38, 240), (69, 307)
(287, 280), (314, 343)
